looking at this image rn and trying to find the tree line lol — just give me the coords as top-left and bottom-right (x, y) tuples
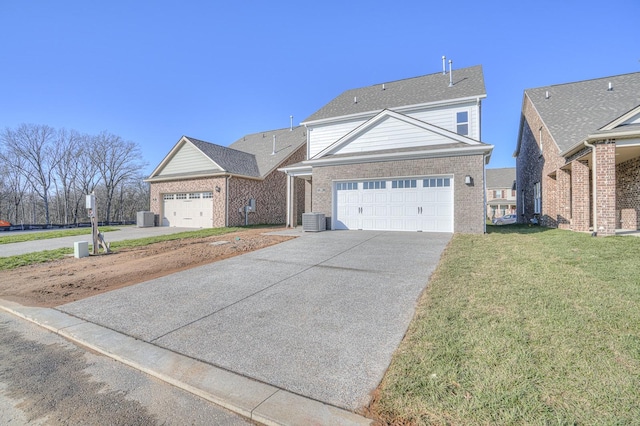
(0, 123), (150, 226)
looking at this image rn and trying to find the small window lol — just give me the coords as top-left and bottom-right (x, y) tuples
(337, 182), (358, 191)
(391, 179), (416, 189)
(456, 111), (469, 136)
(534, 182), (541, 214)
(363, 181), (386, 190)
(176, 193), (187, 200)
(189, 193), (201, 199)
(423, 178), (450, 187)
(163, 194), (174, 201)
(202, 192), (213, 199)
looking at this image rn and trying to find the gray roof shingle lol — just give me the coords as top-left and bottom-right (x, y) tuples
(187, 137), (260, 177)
(486, 167), (516, 189)
(525, 71), (640, 153)
(228, 126), (307, 177)
(303, 65), (486, 123)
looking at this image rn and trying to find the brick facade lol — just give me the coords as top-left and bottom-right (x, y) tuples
(517, 95), (638, 235)
(617, 156), (640, 230)
(310, 154), (486, 234)
(150, 145), (306, 228)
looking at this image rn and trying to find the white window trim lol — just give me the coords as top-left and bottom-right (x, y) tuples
(534, 182), (541, 214)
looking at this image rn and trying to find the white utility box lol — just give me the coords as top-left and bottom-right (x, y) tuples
(74, 241), (89, 258)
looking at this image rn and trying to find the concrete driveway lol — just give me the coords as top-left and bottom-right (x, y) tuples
(58, 230), (451, 411)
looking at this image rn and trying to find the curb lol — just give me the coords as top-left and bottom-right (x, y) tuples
(0, 299), (372, 426)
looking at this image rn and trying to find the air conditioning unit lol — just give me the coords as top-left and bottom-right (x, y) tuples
(137, 211), (155, 227)
(302, 213), (326, 232)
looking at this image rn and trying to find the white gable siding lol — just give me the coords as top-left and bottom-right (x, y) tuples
(308, 118), (367, 158)
(333, 116), (453, 155)
(158, 142), (220, 176)
(307, 101), (481, 159)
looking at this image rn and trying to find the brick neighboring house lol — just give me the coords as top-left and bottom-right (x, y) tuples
(514, 71), (640, 236)
(486, 167), (516, 220)
(145, 126), (306, 228)
(281, 65), (494, 233)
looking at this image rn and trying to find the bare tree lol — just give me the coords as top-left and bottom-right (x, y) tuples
(0, 124), (61, 225)
(52, 129), (84, 224)
(91, 131), (146, 223)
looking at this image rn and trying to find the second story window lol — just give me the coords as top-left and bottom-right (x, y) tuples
(456, 111), (469, 136)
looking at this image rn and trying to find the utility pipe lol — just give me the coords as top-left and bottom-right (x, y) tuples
(583, 140), (597, 234)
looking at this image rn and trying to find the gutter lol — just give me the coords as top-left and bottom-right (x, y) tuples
(583, 141), (597, 235)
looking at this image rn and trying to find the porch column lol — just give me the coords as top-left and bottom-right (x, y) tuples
(572, 160), (590, 232)
(595, 142), (616, 236)
(285, 174), (294, 228)
(556, 168), (571, 229)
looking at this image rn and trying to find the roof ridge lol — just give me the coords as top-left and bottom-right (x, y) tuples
(185, 136), (256, 157)
(525, 69), (640, 92)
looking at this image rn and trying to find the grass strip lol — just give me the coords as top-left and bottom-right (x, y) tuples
(0, 227), (120, 244)
(371, 225), (640, 425)
(0, 227), (246, 270)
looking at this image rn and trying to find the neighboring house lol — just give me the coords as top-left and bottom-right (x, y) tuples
(514, 71), (640, 236)
(281, 65), (494, 233)
(486, 167), (516, 219)
(145, 126), (306, 228)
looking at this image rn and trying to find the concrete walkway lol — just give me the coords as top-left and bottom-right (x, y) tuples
(0, 226), (196, 257)
(1, 229), (451, 424)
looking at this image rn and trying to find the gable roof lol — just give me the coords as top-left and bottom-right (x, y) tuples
(522, 70), (640, 154)
(303, 65), (486, 123)
(314, 109), (484, 159)
(146, 126), (306, 182)
(228, 126), (307, 177)
(486, 167), (515, 189)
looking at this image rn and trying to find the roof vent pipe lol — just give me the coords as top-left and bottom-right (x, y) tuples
(272, 135), (276, 155)
(354, 96), (357, 104)
(442, 56), (446, 75)
(382, 83), (385, 90)
(608, 82), (613, 91)
(290, 115), (293, 131)
(448, 59), (453, 87)
(545, 90), (549, 99)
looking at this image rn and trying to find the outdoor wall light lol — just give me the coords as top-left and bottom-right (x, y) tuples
(465, 175), (472, 185)
(215, 186), (221, 192)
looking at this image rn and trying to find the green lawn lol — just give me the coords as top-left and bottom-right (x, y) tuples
(0, 227), (245, 270)
(0, 227), (120, 244)
(371, 225), (640, 425)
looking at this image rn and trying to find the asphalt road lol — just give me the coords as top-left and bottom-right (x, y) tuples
(0, 310), (251, 426)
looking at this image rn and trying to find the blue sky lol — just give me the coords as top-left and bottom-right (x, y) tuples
(2, 1), (639, 175)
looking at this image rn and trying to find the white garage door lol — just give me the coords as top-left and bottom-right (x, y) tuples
(163, 192), (214, 228)
(334, 177), (453, 232)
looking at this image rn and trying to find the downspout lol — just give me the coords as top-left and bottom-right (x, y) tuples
(285, 174), (291, 228)
(225, 176), (230, 227)
(483, 154), (488, 234)
(583, 140), (597, 235)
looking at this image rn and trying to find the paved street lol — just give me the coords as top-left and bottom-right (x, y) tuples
(0, 310), (250, 425)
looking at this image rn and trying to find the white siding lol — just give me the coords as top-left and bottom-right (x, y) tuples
(334, 116), (453, 155)
(159, 143), (220, 176)
(308, 118), (367, 158)
(307, 101), (482, 159)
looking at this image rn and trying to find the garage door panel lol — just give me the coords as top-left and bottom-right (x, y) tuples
(334, 177), (453, 232)
(163, 192), (213, 228)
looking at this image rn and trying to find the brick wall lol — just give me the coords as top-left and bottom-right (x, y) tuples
(311, 154), (486, 234)
(595, 142), (616, 235)
(150, 145), (306, 228)
(228, 145), (306, 227)
(617, 156), (640, 230)
(150, 177), (228, 227)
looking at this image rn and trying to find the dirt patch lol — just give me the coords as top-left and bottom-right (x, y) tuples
(0, 228), (294, 308)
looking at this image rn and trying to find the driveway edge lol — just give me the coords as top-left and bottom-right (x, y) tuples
(0, 298), (372, 426)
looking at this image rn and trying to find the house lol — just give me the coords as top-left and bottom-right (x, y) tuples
(514, 71), (640, 236)
(486, 167), (516, 220)
(145, 126), (306, 228)
(281, 65), (494, 233)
